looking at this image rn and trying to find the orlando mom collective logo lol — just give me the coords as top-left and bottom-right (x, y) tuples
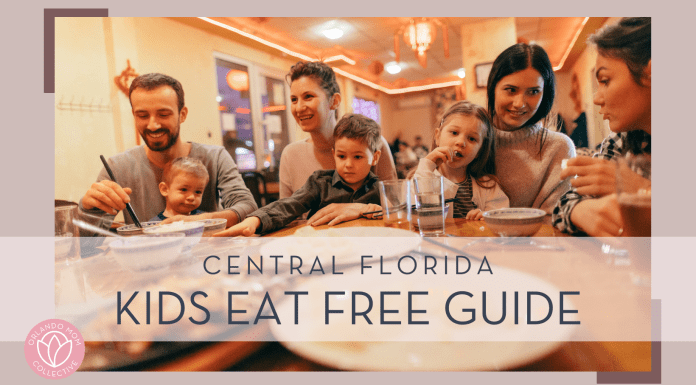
(24, 319), (85, 379)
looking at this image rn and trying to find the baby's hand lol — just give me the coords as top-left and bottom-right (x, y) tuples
(425, 147), (452, 167)
(466, 209), (483, 221)
(212, 217), (260, 237)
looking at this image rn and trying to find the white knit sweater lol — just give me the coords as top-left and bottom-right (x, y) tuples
(494, 124), (575, 213)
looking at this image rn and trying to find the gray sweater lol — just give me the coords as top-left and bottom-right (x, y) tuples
(495, 124), (575, 214)
(80, 142), (257, 226)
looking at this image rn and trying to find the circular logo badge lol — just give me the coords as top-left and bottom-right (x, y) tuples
(24, 319), (85, 379)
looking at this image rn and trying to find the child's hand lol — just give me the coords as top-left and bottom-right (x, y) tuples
(308, 203), (378, 226)
(466, 209), (483, 221)
(212, 217), (260, 237)
(360, 203), (382, 219)
(425, 146), (452, 167)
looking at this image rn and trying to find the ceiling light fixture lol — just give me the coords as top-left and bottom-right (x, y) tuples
(385, 62), (401, 75)
(322, 28), (343, 40)
(395, 18), (449, 69)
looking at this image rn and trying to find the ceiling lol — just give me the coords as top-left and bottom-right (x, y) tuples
(189, 17), (607, 92)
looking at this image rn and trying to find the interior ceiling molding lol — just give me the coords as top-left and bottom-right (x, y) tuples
(198, 17), (462, 95)
(554, 17), (589, 71)
(193, 17), (597, 95)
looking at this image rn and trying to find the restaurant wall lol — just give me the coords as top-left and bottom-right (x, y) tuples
(55, 18), (121, 204)
(460, 18), (517, 108)
(381, 92), (436, 148)
(54, 17), (298, 204)
(554, 71), (574, 131)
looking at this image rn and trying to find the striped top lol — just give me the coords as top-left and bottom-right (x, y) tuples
(452, 176), (478, 218)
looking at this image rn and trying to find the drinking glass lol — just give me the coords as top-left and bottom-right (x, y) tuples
(378, 180), (411, 230)
(616, 154), (651, 286)
(55, 200), (81, 264)
(412, 176), (445, 237)
(617, 154), (651, 237)
(55, 200), (85, 305)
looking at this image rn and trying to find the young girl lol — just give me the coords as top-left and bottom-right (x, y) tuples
(413, 101), (509, 220)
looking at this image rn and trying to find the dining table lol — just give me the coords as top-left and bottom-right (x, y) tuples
(65, 216), (652, 373)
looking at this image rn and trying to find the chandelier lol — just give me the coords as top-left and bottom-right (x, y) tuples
(395, 18), (449, 69)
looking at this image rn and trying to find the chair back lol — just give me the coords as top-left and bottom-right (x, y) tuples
(242, 171), (267, 207)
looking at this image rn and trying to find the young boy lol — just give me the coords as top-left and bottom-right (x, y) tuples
(214, 114), (383, 236)
(149, 157), (209, 222)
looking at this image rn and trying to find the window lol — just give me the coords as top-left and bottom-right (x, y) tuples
(214, 55), (292, 173)
(216, 59), (256, 172)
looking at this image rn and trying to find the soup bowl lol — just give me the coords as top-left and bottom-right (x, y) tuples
(482, 208), (546, 237)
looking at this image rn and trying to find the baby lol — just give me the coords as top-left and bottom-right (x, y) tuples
(150, 157), (209, 222)
(214, 113), (383, 236)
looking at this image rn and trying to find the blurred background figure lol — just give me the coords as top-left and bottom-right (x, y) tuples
(559, 72), (590, 153)
(223, 130), (254, 168)
(413, 135), (429, 159)
(395, 140), (418, 178)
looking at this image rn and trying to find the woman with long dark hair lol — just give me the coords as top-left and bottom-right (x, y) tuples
(487, 43), (575, 213)
(552, 17), (651, 236)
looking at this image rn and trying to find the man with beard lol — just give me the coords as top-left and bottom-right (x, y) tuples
(80, 73), (257, 229)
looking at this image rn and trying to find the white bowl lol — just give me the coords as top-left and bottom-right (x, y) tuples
(143, 221), (205, 252)
(483, 208), (546, 237)
(115, 221), (162, 237)
(196, 218), (228, 237)
(110, 234), (186, 272)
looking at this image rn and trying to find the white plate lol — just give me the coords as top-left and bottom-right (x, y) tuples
(259, 227), (421, 267)
(270, 261), (578, 371)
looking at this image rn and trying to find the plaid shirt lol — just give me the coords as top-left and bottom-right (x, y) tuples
(551, 131), (651, 234)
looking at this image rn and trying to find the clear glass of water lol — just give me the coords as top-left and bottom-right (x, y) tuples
(413, 176), (445, 237)
(377, 180), (412, 231)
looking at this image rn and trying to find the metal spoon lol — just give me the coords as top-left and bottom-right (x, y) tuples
(72, 219), (124, 238)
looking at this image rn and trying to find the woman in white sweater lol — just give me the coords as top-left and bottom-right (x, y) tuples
(486, 43), (575, 213)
